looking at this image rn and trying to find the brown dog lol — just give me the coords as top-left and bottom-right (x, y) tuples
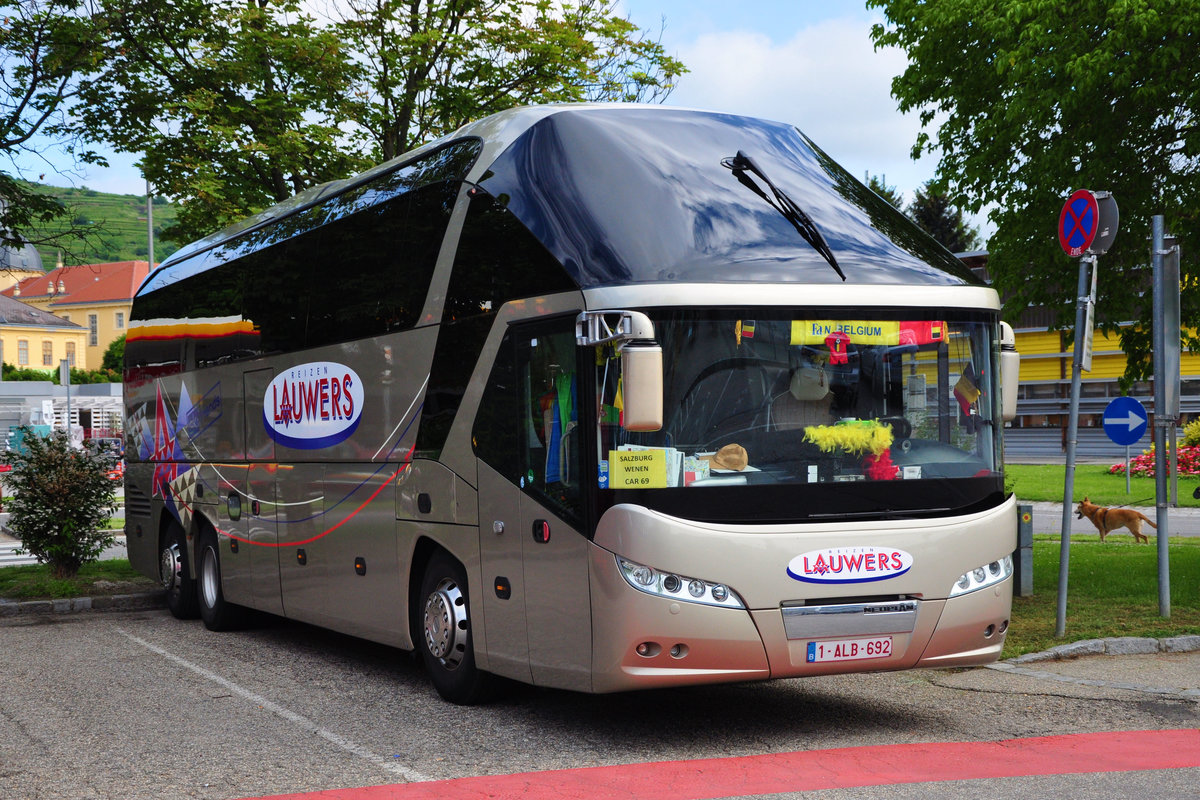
(1075, 496), (1156, 543)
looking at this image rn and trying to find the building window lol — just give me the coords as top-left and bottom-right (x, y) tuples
(60, 314), (69, 323)
(42, 341), (53, 366)
(88, 314), (98, 347)
(114, 311), (124, 329)
(17, 340), (28, 365)
(66, 342), (75, 367)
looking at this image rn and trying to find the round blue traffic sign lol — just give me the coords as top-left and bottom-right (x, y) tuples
(1103, 396), (1148, 446)
(1059, 189), (1099, 257)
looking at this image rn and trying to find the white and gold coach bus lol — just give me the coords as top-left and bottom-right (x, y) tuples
(124, 105), (1020, 703)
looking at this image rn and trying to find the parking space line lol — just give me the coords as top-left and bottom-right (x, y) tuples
(116, 627), (430, 783)
(242, 728), (1200, 800)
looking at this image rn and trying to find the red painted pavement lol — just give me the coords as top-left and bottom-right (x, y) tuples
(246, 728), (1200, 800)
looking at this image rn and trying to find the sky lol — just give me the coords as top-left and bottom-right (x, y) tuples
(19, 0), (985, 237)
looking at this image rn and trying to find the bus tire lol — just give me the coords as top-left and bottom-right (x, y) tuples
(416, 550), (489, 704)
(197, 528), (244, 631)
(160, 522), (199, 620)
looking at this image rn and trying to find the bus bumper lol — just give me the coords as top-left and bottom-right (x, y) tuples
(588, 543), (1012, 692)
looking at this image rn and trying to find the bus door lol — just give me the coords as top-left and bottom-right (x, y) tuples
(477, 323), (592, 691)
(244, 368), (283, 615)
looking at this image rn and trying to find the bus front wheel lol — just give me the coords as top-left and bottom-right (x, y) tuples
(416, 551), (489, 704)
(160, 522), (199, 620)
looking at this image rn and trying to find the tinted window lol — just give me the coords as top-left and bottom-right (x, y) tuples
(443, 190), (576, 324)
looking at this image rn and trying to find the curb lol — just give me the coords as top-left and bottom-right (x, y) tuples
(1001, 634), (1200, 664)
(0, 590), (166, 617)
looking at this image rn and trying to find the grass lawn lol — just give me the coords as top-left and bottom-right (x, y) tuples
(1007, 462), (1200, 508)
(0, 559), (157, 600)
(1005, 534), (1200, 657)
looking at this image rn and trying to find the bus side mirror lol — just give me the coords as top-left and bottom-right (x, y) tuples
(621, 342), (663, 432)
(1000, 321), (1019, 423)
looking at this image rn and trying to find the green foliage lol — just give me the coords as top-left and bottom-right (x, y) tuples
(0, 362), (118, 383)
(73, 0), (687, 243)
(24, 183), (180, 266)
(869, 0), (1200, 388)
(909, 181), (981, 252)
(1183, 419), (1200, 447)
(1, 427), (118, 578)
(1, 364), (54, 382)
(866, 174), (903, 209)
(0, 0), (111, 258)
(100, 333), (124, 372)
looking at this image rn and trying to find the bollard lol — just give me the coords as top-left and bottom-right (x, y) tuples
(1014, 504), (1034, 597)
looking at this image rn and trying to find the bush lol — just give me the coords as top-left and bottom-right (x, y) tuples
(1, 428), (119, 578)
(1183, 419), (1200, 447)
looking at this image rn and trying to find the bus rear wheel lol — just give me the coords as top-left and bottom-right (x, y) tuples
(160, 522), (199, 620)
(197, 529), (244, 631)
(416, 551), (489, 704)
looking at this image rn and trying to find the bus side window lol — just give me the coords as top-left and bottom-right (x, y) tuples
(474, 325), (582, 526)
(519, 329), (581, 523)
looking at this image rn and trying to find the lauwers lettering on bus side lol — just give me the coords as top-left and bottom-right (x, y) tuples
(787, 547), (914, 584)
(264, 362), (365, 449)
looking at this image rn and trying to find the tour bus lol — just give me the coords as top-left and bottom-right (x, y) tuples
(124, 104), (1020, 704)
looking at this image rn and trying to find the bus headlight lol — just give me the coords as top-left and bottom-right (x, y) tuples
(949, 555), (1013, 597)
(616, 556), (745, 609)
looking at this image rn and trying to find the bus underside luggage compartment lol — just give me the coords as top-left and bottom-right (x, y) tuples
(588, 544), (770, 694)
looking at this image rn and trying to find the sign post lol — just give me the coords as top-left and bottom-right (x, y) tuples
(1055, 189), (1118, 638)
(1151, 216), (1179, 618)
(1104, 396), (1148, 495)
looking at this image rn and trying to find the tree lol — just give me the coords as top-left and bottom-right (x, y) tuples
(1, 427), (118, 577)
(909, 181), (980, 253)
(100, 332), (124, 372)
(869, 0), (1200, 384)
(866, 173), (903, 210)
(77, 0), (362, 243)
(334, 0), (685, 162)
(0, 0), (108, 258)
(76, 0), (686, 244)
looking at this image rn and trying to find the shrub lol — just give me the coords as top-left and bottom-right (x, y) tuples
(1183, 419), (1200, 447)
(1, 428), (119, 578)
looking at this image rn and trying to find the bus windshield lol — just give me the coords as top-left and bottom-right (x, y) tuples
(595, 310), (1001, 516)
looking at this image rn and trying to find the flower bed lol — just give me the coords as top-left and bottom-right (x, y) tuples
(1109, 444), (1200, 477)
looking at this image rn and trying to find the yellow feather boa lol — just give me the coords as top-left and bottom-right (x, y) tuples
(803, 420), (894, 456)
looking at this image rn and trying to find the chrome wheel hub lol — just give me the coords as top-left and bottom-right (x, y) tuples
(160, 543), (182, 591)
(423, 578), (466, 669)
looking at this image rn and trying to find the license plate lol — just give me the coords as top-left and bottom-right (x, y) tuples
(806, 636), (892, 663)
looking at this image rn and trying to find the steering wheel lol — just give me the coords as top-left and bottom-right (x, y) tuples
(878, 416), (912, 441)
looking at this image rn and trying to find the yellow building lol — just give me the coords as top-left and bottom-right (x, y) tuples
(0, 293), (86, 372)
(3, 261), (150, 370)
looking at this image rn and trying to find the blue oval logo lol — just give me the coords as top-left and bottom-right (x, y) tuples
(263, 362), (364, 449)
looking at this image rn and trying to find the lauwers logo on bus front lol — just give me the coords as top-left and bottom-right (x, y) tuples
(264, 362), (365, 449)
(787, 546), (913, 584)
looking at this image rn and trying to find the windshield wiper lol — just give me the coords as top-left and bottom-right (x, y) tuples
(721, 150), (845, 281)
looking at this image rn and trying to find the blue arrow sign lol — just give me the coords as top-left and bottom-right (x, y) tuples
(1102, 396), (1148, 446)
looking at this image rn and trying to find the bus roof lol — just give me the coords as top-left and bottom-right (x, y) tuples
(147, 104), (982, 294)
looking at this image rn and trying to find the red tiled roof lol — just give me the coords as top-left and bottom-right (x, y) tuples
(2, 261), (151, 307)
